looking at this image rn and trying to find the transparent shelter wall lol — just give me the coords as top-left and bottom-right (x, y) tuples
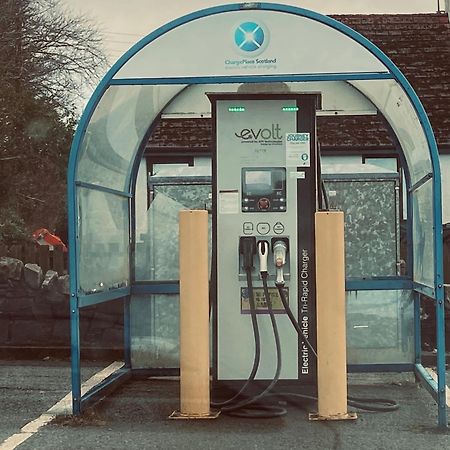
(77, 187), (130, 294)
(346, 290), (414, 364)
(132, 161), (212, 367)
(163, 81), (377, 117)
(351, 79), (432, 185)
(412, 180), (435, 287)
(76, 84), (186, 191)
(323, 177), (399, 277)
(135, 182), (212, 281)
(74, 84), (185, 294)
(130, 294), (180, 369)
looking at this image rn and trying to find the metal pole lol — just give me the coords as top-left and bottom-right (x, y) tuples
(70, 295), (81, 415)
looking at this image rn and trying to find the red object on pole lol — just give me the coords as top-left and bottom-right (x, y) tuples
(32, 228), (68, 252)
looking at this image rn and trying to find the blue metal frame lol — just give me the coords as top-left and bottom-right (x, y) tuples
(409, 173), (433, 193)
(123, 296), (131, 368)
(67, 2), (446, 425)
(414, 291), (422, 364)
(78, 287), (131, 308)
(110, 73), (394, 85)
(345, 278), (412, 291)
(348, 364), (414, 373)
(413, 282), (436, 298)
(76, 181), (133, 198)
(80, 367), (132, 411)
(415, 363), (439, 402)
(69, 295), (81, 415)
(131, 282), (180, 295)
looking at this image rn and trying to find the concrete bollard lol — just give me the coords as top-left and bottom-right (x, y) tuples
(170, 210), (218, 419)
(309, 211), (357, 421)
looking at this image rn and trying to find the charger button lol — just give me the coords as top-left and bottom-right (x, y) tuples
(256, 223), (270, 235)
(258, 198), (270, 210)
(273, 222), (285, 234)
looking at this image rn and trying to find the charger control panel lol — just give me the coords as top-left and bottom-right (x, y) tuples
(241, 167), (287, 212)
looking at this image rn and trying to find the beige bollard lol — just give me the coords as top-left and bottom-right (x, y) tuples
(169, 210), (219, 419)
(309, 211), (357, 421)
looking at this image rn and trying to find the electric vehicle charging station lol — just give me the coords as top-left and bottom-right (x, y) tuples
(67, 3), (447, 427)
(210, 93), (320, 386)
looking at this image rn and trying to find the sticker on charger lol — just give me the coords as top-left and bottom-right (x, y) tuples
(218, 190), (239, 214)
(286, 132), (310, 167)
(240, 287), (289, 314)
(290, 171), (306, 179)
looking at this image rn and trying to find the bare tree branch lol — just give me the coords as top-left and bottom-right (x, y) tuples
(0, 0), (107, 239)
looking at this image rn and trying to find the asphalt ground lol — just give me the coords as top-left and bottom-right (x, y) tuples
(0, 361), (449, 450)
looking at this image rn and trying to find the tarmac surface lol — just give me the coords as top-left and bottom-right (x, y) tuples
(0, 359), (449, 450)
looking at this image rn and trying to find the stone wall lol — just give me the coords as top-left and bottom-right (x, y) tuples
(0, 256), (448, 356)
(0, 257), (123, 354)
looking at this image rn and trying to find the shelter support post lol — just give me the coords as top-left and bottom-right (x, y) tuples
(414, 291), (421, 364)
(310, 212), (356, 421)
(170, 210), (218, 419)
(435, 293), (448, 427)
(70, 295), (81, 415)
(124, 296), (131, 368)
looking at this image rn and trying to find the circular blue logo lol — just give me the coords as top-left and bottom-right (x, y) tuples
(234, 22), (265, 52)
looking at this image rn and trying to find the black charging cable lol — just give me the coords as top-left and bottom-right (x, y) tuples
(211, 266), (261, 408)
(224, 271), (286, 418)
(212, 238), (399, 417)
(274, 282), (399, 413)
(212, 238), (286, 418)
(275, 283), (317, 358)
(212, 237), (261, 410)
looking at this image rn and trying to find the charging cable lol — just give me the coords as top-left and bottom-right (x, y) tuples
(213, 239), (287, 418)
(212, 237), (398, 417)
(212, 237), (261, 409)
(224, 241), (285, 418)
(272, 240), (317, 357)
(271, 240), (398, 413)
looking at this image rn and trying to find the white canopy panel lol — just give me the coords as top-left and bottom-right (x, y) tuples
(113, 10), (388, 80)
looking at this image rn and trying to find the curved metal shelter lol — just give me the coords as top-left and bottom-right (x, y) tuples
(67, 3), (446, 426)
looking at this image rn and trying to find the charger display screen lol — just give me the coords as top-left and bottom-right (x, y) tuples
(244, 170), (273, 195)
(242, 167), (286, 212)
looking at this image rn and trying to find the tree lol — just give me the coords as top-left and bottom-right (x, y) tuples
(0, 0), (107, 244)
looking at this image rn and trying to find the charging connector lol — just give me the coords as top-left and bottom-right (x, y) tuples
(272, 239), (288, 286)
(239, 236), (256, 271)
(257, 240), (269, 275)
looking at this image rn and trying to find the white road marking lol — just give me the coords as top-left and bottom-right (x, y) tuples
(0, 361), (124, 450)
(426, 367), (450, 407)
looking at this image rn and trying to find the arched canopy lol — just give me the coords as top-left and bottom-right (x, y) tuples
(67, 2), (446, 427)
(68, 2), (443, 299)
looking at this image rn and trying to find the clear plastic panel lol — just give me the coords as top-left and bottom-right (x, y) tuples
(135, 182), (212, 281)
(351, 79), (432, 185)
(77, 187), (129, 294)
(130, 294), (180, 369)
(346, 290), (414, 365)
(131, 290), (414, 369)
(323, 178), (399, 277)
(76, 84), (185, 191)
(412, 180), (435, 287)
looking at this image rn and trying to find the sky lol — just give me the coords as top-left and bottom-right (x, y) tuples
(62, 0), (444, 63)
